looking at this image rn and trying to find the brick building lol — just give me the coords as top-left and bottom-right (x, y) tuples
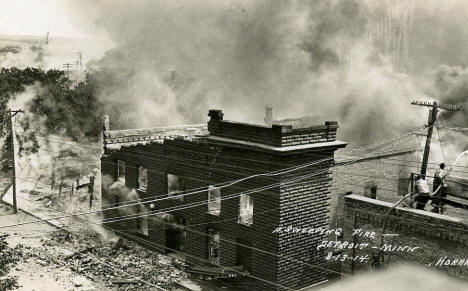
(101, 109), (346, 290)
(329, 149), (422, 229)
(328, 148), (468, 229)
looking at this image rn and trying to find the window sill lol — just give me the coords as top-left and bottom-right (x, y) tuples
(134, 230), (149, 237)
(207, 211), (221, 217)
(237, 221), (253, 227)
(115, 180), (126, 186)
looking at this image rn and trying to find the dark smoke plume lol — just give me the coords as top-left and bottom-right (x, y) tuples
(67, 0), (468, 148)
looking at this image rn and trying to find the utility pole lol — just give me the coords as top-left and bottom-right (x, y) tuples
(76, 52), (82, 72)
(62, 63), (75, 76)
(411, 101), (460, 177)
(8, 109), (23, 214)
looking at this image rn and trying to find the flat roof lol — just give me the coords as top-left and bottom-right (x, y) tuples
(207, 135), (347, 155)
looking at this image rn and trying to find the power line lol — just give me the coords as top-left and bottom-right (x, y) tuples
(7, 193), (298, 290)
(10, 137), (468, 232)
(0, 164), (333, 230)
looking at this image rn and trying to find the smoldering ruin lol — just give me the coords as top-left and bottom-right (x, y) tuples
(0, 1), (468, 291)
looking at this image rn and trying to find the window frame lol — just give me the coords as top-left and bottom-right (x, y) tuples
(137, 165), (148, 192)
(116, 160), (126, 184)
(167, 173), (186, 202)
(238, 194), (253, 226)
(206, 227), (220, 264)
(136, 203), (149, 236)
(207, 185), (221, 216)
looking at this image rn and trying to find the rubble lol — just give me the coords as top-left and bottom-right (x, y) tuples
(16, 229), (189, 291)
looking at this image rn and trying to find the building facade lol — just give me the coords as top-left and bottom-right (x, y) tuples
(101, 109), (346, 290)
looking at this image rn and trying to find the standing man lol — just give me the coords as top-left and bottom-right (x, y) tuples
(432, 163), (448, 214)
(414, 175), (430, 210)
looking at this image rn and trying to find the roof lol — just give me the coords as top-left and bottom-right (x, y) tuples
(105, 124), (208, 150)
(207, 135), (347, 155)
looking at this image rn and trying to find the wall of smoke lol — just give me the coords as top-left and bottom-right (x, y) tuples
(63, 1), (467, 164)
(2, 1), (467, 167)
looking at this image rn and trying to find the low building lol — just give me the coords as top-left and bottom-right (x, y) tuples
(100, 109), (346, 290)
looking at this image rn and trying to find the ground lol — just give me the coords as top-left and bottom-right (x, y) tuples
(0, 203), (108, 291)
(0, 203), (197, 291)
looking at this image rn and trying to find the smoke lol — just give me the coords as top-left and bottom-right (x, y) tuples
(64, 0), (468, 148)
(0, 34), (111, 72)
(318, 263), (467, 291)
(424, 65), (468, 169)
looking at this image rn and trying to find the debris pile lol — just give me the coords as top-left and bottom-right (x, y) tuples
(0, 234), (23, 291)
(20, 230), (189, 290)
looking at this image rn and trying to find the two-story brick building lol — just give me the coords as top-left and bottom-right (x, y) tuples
(100, 109), (346, 290)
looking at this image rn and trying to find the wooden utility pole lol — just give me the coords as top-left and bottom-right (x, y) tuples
(8, 109), (23, 214)
(411, 101), (460, 177)
(62, 63), (75, 76)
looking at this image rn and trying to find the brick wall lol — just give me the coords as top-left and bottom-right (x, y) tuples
(328, 151), (422, 231)
(276, 152), (336, 288)
(341, 195), (468, 279)
(207, 109), (338, 147)
(101, 112), (345, 290)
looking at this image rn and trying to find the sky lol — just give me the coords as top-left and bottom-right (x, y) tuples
(0, 0), (98, 38)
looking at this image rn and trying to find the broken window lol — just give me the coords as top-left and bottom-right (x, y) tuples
(137, 166), (148, 192)
(238, 194), (253, 226)
(136, 204), (149, 236)
(207, 185), (221, 215)
(116, 160), (126, 184)
(370, 186), (377, 199)
(236, 238), (252, 272)
(165, 215), (186, 253)
(207, 227), (220, 264)
(167, 174), (185, 201)
(364, 182), (377, 199)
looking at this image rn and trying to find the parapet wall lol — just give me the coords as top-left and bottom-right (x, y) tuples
(207, 109), (338, 147)
(341, 195), (468, 280)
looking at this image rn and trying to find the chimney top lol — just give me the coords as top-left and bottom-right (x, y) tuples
(103, 115), (110, 132)
(208, 109), (224, 121)
(264, 106), (273, 126)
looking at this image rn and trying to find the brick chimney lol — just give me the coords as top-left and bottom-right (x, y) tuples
(207, 109), (223, 135)
(264, 106), (273, 127)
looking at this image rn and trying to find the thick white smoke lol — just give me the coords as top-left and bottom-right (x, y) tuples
(59, 0), (468, 166)
(318, 264), (467, 291)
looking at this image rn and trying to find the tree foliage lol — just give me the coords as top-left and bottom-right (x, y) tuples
(0, 234), (20, 291)
(0, 67), (104, 141)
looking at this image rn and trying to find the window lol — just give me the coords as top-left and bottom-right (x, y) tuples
(364, 182), (377, 199)
(137, 166), (148, 192)
(238, 194), (253, 226)
(116, 160), (126, 184)
(236, 238), (252, 272)
(370, 186), (377, 199)
(167, 174), (186, 201)
(207, 228), (220, 264)
(207, 185), (221, 215)
(136, 204), (149, 236)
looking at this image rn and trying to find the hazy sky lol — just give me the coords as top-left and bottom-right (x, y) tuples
(0, 0), (96, 38)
